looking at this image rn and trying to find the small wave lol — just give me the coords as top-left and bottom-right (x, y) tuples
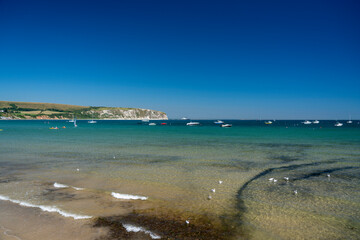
(111, 192), (148, 200)
(53, 182), (68, 188)
(54, 182), (83, 190)
(123, 223), (161, 239)
(0, 194), (92, 220)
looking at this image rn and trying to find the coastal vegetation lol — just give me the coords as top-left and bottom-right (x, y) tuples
(0, 101), (167, 120)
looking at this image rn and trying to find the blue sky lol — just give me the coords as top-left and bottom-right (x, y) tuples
(0, 0), (359, 119)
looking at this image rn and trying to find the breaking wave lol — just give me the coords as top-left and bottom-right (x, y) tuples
(123, 223), (161, 239)
(0, 194), (92, 220)
(111, 192), (148, 200)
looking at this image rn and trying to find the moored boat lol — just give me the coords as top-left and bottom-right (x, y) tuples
(186, 122), (200, 126)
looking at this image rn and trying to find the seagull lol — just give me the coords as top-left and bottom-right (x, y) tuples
(273, 179), (278, 183)
(185, 220), (190, 225)
(284, 177), (289, 181)
(113, 156), (116, 159)
(211, 189), (216, 193)
(327, 174), (330, 178)
(218, 180), (223, 184)
(76, 168), (80, 172)
(207, 195), (212, 200)
(294, 190), (298, 195)
(269, 178), (274, 181)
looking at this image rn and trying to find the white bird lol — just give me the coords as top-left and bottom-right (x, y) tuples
(294, 190), (298, 195)
(273, 179), (278, 183)
(327, 174), (331, 178)
(218, 180), (223, 184)
(185, 220), (190, 225)
(211, 188), (216, 193)
(269, 178), (274, 181)
(113, 156), (116, 159)
(76, 168), (80, 172)
(284, 177), (289, 181)
(207, 195), (212, 200)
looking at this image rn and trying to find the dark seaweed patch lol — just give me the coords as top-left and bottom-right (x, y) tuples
(291, 167), (359, 181)
(94, 212), (236, 240)
(41, 188), (76, 201)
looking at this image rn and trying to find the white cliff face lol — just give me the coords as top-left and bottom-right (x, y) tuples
(85, 108), (168, 120)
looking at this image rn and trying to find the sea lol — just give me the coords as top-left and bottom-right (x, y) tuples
(0, 120), (359, 240)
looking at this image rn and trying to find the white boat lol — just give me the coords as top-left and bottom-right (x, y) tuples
(69, 117), (75, 123)
(313, 120), (319, 124)
(221, 124), (232, 128)
(181, 117), (188, 120)
(88, 120), (97, 123)
(214, 120), (224, 124)
(335, 122), (343, 127)
(142, 119), (150, 123)
(149, 123), (156, 126)
(265, 121), (272, 124)
(303, 120), (312, 124)
(186, 122), (200, 126)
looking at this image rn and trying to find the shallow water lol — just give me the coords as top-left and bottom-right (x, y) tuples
(0, 120), (359, 239)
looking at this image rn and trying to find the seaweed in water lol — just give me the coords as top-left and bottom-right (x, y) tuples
(94, 212), (235, 240)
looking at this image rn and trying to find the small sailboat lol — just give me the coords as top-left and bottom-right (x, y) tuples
(347, 115), (352, 124)
(49, 127), (58, 130)
(313, 120), (319, 124)
(335, 122), (343, 127)
(221, 124), (232, 128)
(149, 123), (156, 126)
(74, 118), (77, 127)
(214, 120), (224, 124)
(69, 115), (75, 123)
(186, 121), (200, 126)
(88, 114), (97, 123)
(265, 121), (273, 124)
(303, 120), (312, 125)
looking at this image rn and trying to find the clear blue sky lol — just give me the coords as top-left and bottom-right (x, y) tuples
(1, 0), (359, 119)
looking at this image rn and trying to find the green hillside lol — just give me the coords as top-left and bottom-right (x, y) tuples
(0, 101), (167, 120)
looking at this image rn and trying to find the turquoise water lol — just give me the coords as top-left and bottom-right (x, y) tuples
(1, 120), (360, 239)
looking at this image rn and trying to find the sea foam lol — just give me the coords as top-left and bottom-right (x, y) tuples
(122, 223), (161, 239)
(54, 182), (83, 190)
(0, 194), (92, 220)
(53, 182), (68, 188)
(111, 192), (148, 200)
